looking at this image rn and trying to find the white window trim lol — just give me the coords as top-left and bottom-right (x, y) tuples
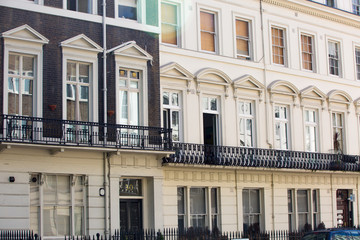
(237, 99), (256, 148)
(331, 111), (346, 154)
(161, 89), (183, 142)
(303, 108), (319, 152)
(2, 30), (48, 117)
(326, 37), (343, 77)
(233, 16), (253, 60)
(115, 0), (145, 23)
(63, 0), (98, 14)
(273, 104), (291, 150)
(270, 24), (289, 67)
(241, 188), (263, 232)
(61, 42), (100, 123)
(160, 1), (182, 47)
(197, 5), (221, 54)
(200, 93), (222, 145)
(354, 44), (360, 80)
(299, 32), (316, 73)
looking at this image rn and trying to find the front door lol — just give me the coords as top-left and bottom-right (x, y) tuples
(120, 199), (142, 231)
(336, 189), (353, 227)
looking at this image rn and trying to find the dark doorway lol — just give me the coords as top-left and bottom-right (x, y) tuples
(336, 189), (353, 227)
(203, 113), (217, 145)
(120, 199), (142, 231)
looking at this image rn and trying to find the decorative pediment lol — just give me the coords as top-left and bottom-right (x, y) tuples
(328, 90), (352, 105)
(268, 80), (300, 105)
(60, 34), (102, 52)
(1, 24), (49, 44)
(109, 41), (153, 61)
(300, 86), (326, 100)
(232, 75), (264, 100)
(195, 68), (231, 96)
(160, 62), (194, 92)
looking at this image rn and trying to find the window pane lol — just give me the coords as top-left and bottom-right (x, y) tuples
(8, 78), (20, 115)
(242, 189), (249, 214)
(74, 207), (83, 235)
(67, 62), (76, 81)
(120, 91), (128, 124)
(119, 3), (137, 20)
(250, 189), (260, 213)
(119, 69), (127, 77)
(79, 64), (89, 83)
(43, 175), (57, 205)
(78, 0), (92, 13)
(163, 92), (169, 105)
(201, 32), (215, 52)
(56, 207), (70, 236)
(130, 81), (138, 89)
(74, 176), (84, 205)
(67, 85), (76, 121)
(22, 79), (33, 116)
(190, 188), (205, 214)
(162, 24), (177, 45)
(172, 93), (179, 106)
(172, 111), (179, 141)
(236, 20), (248, 37)
(177, 187), (185, 214)
(8, 54), (20, 75)
(129, 92), (139, 125)
(162, 3), (177, 24)
(57, 175), (71, 205)
(210, 98), (217, 111)
(297, 190), (308, 212)
(211, 188), (218, 214)
(23, 56), (34, 77)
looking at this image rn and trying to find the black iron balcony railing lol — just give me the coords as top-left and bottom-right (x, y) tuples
(163, 142), (360, 171)
(0, 115), (172, 151)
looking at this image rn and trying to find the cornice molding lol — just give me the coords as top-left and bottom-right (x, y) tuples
(263, 0), (360, 28)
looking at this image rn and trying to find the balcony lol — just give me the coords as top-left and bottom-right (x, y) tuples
(0, 115), (172, 151)
(163, 143), (360, 172)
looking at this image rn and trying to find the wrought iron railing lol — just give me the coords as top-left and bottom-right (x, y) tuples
(0, 115), (172, 151)
(163, 142), (360, 171)
(0, 230), (40, 240)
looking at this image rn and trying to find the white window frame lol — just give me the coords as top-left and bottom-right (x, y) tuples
(178, 186), (220, 230)
(161, 1), (181, 47)
(30, 174), (87, 237)
(61, 48), (99, 123)
(332, 112), (345, 153)
(162, 89), (182, 142)
(238, 100), (255, 147)
(115, 0), (146, 23)
(271, 25), (287, 66)
(63, 0), (97, 14)
(198, 7), (220, 54)
(327, 39), (342, 77)
(288, 189), (320, 231)
(242, 188), (263, 232)
(2, 26), (48, 118)
(355, 47), (360, 80)
(234, 17), (252, 60)
(274, 105), (290, 150)
(300, 33), (315, 72)
(202, 95), (221, 145)
(304, 109), (318, 152)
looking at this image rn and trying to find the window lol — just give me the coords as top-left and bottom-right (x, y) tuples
(274, 105), (289, 150)
(30, 174), (85, 237)
(67, 0), (93, 13)
(353, 0), (360, 15)
(328, 41), (340, 76)
(118, 69), (141, 126)
(243, 189), (261, 232)
(202, 96), (220, 145)
(272, 27), (286, 65)
(355, 48), (360, 80)
(163, 90), (181, 141)
(326, 0), (335, 7)
(288, 189), (320, 231)
(235, 19), (251, 60)
(200, 10), (217, 53)
(304, 109), (318, 152)
(161, 2), (179, 46)
(177, 187), (219, 230)
(66, 61), (90, 122)
(332, 112), (344, 153)
(301, 34), (314, 71)
(118, 0), (137, 20)
(238, 101), (254, 147)
(7, 53), (35, 116)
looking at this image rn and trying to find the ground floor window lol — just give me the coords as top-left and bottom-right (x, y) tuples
(30, 174), (86, 237)
(242, 189), (261, 232)
(177, 187), (220, 230)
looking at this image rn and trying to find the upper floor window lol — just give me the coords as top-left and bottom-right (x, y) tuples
(301, 34), (314, 71)
(161, 2), (180, 46)
(274, 105), (289, 150)
(67, 0), (93, 13)
(163, 90), (181, 141)
(239, 101), (254, 147)
(332, 112), (344, 153)
(271, 27), (286, 66)
(328, 40), (341, 76)
(66, 61), (91, 122)
(8, 53), (35, 117)
(326, 0), (335, 7)
(304, 109), (318, 152)
(353, 0), (360, 15)
(118, 69), (141, 125)
(200, 10), (217, 53)
(235, 19), (251, 60)
(355, 48), (360, 80)
(243, 189), (261, 232)
(118, 0), (137, 20)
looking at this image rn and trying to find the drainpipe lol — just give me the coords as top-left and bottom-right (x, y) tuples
(260, 0), (272, 149)
(102, 0), (109, 237)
